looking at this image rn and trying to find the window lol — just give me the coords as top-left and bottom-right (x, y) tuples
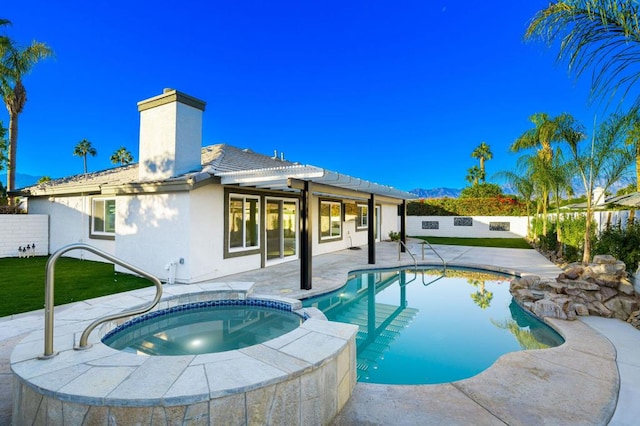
(92, 198), (116, 236)
(320, 200), (342, 240)
(356, 204), (368, 230)
(229, 195), (260, 251)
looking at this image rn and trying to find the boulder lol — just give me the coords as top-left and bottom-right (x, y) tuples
(531, 299), (569, 321)
(595, 275), (622, 288)
(618, 280), (636, 296)
(593, 254), (619, 265)
(560, 266), (583, 280)
(604, 296), (639, 321)
(574, 303), (590, 316)
(569, 280), (601, 291)
(597, 286), (618, 303)
(628, 310), (640, 329)
(588, 301), (613, 318)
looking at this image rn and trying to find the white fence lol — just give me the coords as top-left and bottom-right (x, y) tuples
(0, 215), (49, 258)
(593, 210), (639, 233)
(407, 215), (529, 238)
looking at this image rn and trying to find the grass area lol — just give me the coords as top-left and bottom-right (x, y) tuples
(411, 236), (533, 249)
(0, 256), (152, 317)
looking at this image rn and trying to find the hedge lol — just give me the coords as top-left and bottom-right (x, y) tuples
(407, 197), (528, 216)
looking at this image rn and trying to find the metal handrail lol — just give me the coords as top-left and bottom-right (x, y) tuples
(420, 240), (446, 269)
(41, 243), (163, 359)
(398, 240), (417, 271)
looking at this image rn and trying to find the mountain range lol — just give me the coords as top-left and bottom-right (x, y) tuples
(0, 173), (42, 190)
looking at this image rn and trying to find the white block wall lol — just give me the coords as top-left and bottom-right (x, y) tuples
(407, 215), (529, 238)
(0, 215), (49, 257)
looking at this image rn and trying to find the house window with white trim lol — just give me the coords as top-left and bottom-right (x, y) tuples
(92, 198), (116, 236)
(320, 200), (342, 240)
(229, 195), (260, 250)
(356, 204), (368, 230)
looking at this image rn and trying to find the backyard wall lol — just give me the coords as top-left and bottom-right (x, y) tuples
(0, 214), (49, 258)
(407, 215), (529, 238)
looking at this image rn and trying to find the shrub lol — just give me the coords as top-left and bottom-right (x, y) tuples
(594, 220), (640, 271)
(459, 183), (503, 198)
(388, 231), (401, 241)
(407, 196), (527, 216)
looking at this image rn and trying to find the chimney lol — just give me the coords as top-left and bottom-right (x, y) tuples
(137, 89), (206, 182)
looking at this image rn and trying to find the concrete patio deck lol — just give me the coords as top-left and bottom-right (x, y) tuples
(1, 241), (639, 425)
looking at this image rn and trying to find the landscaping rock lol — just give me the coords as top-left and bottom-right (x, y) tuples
(560, 266), (582, 280)
(574, 303), (590, 316)
(510, 256), (640, 331)
(593, 254), (618, 264)
(589, 301), (613, 318)
(531, 299), (569, 321)
(618, 280), (636, 296)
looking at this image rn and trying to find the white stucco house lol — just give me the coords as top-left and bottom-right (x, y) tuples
(16, 89), (415, 288)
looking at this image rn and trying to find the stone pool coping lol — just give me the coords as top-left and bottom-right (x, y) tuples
(10, 282), (359, 424)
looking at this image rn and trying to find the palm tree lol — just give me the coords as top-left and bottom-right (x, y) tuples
(73, 139), (97, 174)
(471, 142), (493, 183)
(465, 165), (484, 186)
(511, 113), (562, 162)
(511, 113), (578, 236)
(624, 111), (640, 191)
(110, 146), (133, 165)
(494, 170), (535, 238)
(0, 28), (53, 200)
(562, 112), (635, 263)
(526, 0), (640, 106)
(0, 120), (6, 171)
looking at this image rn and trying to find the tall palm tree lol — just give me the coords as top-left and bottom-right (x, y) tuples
(0, 29), (52, 199)
(73, 139), (97, 174)
(471, 142), (493, 183)
(511, 113), (562, 162)
(110, 146), (133, 165)
(511, 113), (579, 236)
(0, 121), (6, 171)
(465, 165), (484, 186)
(562, 112), (635, 263)
(526, 0), (640, 106)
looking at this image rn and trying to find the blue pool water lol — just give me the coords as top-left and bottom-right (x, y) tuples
(303, 267), (564, 385)
(103, 300), (303, 355)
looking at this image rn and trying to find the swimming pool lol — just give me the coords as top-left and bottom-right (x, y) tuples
(102, 299), (304, 355)
(303, 267), (564, 385)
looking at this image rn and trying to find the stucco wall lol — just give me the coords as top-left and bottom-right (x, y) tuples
(28, 196), (115, 261)
(0, 214), (48, 257)
(407, 215), (529, 238)
(116, 192), (193, 282)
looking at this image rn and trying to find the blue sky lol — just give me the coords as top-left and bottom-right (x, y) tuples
(1, 1), (628, 191)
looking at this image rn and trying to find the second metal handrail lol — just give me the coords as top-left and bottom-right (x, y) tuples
(420, 239), (446, 269)
(41, 243), (163, 359)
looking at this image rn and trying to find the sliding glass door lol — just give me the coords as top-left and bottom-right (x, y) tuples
(266, 198), (298, 263)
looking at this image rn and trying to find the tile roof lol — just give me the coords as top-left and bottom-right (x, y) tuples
(18, 143), (414, 200)
(18, 144), (292, 195)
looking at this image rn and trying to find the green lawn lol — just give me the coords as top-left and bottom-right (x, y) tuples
(411, 236), (533, 249)
(0, 256), (152, 317)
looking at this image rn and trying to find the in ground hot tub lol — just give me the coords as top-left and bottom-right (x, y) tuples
(11, 282), (358, 425)
(103, 299), (306, 355)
